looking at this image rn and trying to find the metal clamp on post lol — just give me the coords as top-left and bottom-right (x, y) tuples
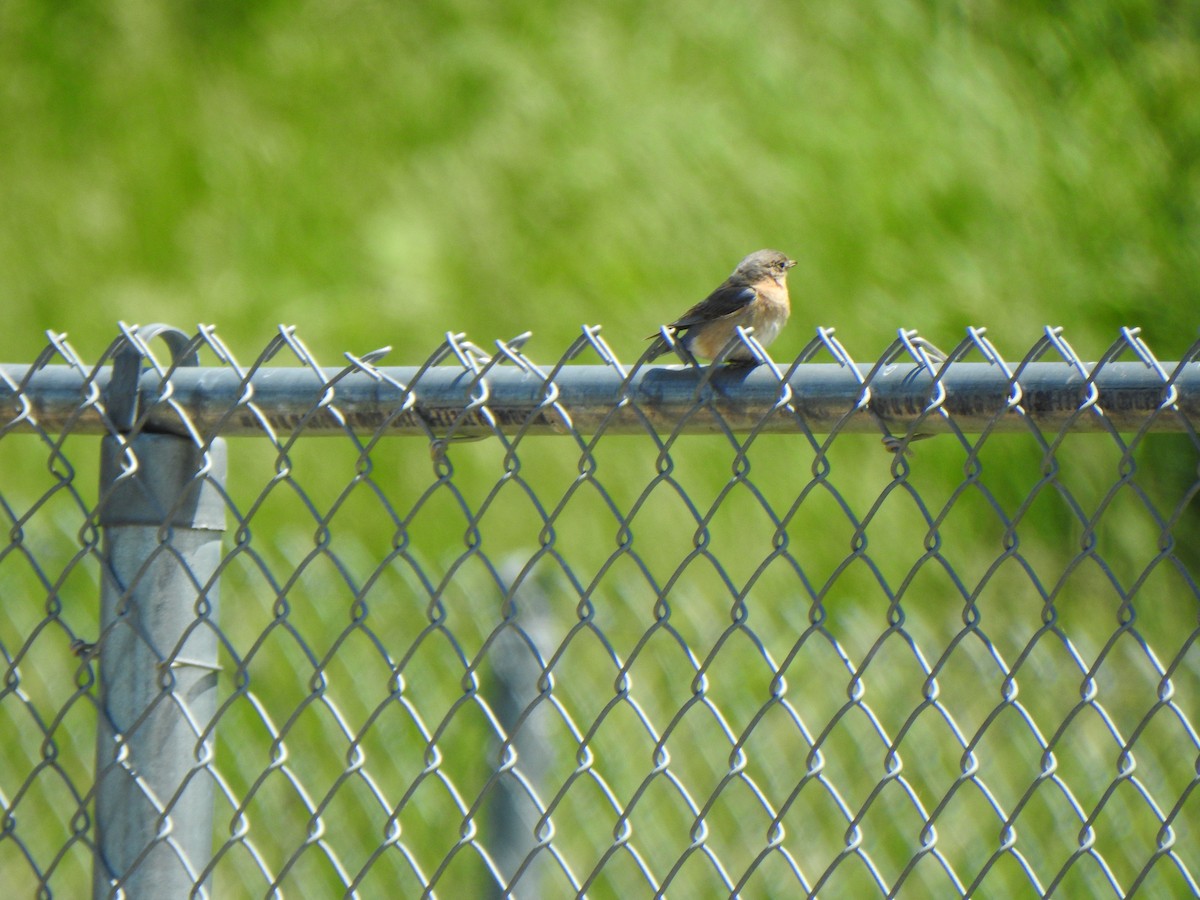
(105, 324), (199, 435)
(100, 326), (224, 532)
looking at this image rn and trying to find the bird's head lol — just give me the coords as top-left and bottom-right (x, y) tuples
(735, 249), (796, 284)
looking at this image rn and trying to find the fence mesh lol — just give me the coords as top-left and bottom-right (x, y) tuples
(1, 323), (1199, 898)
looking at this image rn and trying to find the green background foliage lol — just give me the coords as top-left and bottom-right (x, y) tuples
(1, 1), (1199, 896)
(2, 1), (1198, 361)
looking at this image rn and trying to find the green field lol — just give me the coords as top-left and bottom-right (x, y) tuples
(2, 2), (1199, 896)
(3, 2), (1198, 362)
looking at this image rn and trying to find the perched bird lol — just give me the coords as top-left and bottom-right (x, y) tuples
(647, 249), (796, 364)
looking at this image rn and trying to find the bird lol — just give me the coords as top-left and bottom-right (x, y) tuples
(646, 249), (796, 365)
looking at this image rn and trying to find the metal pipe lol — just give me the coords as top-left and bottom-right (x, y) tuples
(4, 361), (1197, 438)
(93, 434), (226, 898)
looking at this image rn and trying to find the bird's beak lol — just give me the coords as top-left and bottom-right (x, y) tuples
(786, 259), (797, 269)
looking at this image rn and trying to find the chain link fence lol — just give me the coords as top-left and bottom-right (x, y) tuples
(1, 322), (1199, 898)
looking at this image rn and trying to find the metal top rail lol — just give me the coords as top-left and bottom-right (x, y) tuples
(3, 361), (1198, 438)
(2, 323), (1197, 438)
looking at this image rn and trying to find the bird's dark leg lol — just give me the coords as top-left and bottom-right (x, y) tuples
(723, 358), (760, 370)
(673, 338), (701, 367)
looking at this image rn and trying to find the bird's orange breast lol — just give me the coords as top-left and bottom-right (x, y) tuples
(687, 287), (790, 360)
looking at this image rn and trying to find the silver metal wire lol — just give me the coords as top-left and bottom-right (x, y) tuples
(1, 323), (1198, 898)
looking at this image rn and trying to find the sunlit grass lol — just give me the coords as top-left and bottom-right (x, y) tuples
(2, 3), (1197, 360)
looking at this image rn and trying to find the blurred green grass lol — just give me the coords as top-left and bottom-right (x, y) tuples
(2, 0), (1200, 896)
(2, 1), (1198, 362)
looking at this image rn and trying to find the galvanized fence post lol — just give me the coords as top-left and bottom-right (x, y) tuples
(486, 563), (555, 898)
(92, 334), (226, 898)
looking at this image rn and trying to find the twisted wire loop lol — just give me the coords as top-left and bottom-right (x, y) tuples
(1, 324), (1199, 897)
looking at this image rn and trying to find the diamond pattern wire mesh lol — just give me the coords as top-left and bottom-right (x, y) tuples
(2, 322), (1200, 897)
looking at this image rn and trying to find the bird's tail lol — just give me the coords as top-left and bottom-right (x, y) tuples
(645, 328), (677, 361)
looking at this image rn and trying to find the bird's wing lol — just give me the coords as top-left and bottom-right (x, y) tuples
(668, 282), (758, 329)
